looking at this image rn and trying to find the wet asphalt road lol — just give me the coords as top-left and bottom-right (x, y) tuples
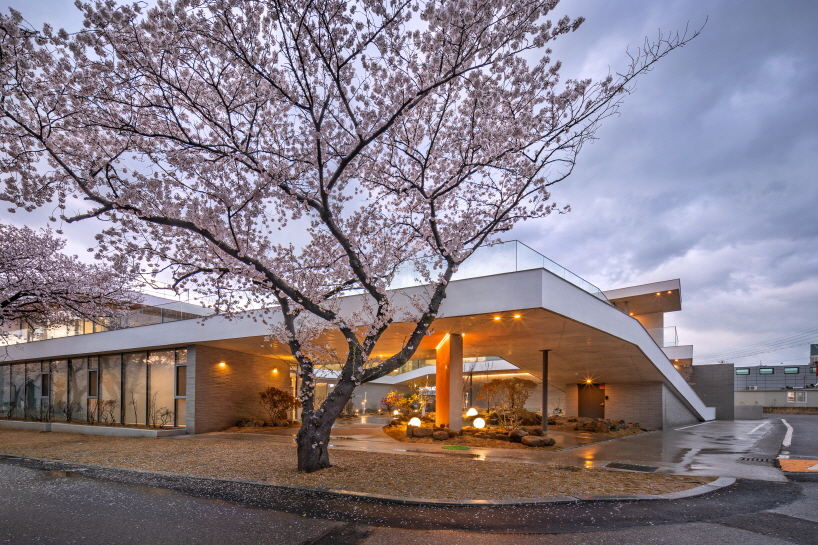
(1, 415), (817, 543)
(0, 456), (816, 544)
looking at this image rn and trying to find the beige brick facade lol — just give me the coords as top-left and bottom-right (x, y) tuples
(189, 345), (291, 434)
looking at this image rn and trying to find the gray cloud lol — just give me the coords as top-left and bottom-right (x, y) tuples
(1, 0), (815, 363)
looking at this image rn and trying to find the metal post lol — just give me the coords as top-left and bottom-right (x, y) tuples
(542, 350), (549, 433)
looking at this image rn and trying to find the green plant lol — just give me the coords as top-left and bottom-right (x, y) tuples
(259, 386), (301, 423)
(478, 378), (537, 430)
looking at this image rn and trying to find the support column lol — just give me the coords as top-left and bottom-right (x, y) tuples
(542, 350), (549, 433)
(435, 333), (463, 431)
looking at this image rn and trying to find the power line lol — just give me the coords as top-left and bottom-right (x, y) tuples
(696, 326), (818, 358)
(695, 326), (818, 363)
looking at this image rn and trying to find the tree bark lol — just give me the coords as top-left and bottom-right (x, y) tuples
(296, 378), (355, 472)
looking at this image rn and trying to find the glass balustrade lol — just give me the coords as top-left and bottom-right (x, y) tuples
(646, 326), (680, 347)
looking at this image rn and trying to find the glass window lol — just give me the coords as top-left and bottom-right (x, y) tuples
(99, 355), (121, 424)
(87, 370), (99, 397)
(123, 353), (147, 425)
(69, 358), (87, 422)
(41, 374), (50, 397)
(0, 365), (9, 417)
(175, 366), (187, 397)
(148, 350), (175, 427)
(176, 348), (188, 365)
(10, 364), (25, 418)
(51, 360), (68, 422)
(174, 399), (186, 428)
(784, 368), (799, 374)
(25, 362), (42, 419)
(758, 368), (774, 375)
(787, 391), (807, 403)
(735, 368), (750, 375)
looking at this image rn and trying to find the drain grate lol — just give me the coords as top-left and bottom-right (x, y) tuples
(739, 457), (773, 463)
(606, 463), (658, 472)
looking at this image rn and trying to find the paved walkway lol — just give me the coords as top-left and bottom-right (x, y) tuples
(181, 416), (789, 482)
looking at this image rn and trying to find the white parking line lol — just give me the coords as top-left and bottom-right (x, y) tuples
(747, 422), (768, 434)
(782, 419), (793, 447)
(675, 422), (710, 430)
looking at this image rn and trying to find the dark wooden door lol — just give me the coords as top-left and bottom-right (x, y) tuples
(577, 383), (605, 419)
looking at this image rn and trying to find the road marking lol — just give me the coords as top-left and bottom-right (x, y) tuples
(779, 459), (818, 472)
(675, 422), (710, 430)
(782, 419), (793, 447)
(747, 422), (768, 434)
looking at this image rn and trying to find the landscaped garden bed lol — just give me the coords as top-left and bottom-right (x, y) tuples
(382, 413), (648, 450)
(0, 429), (717, 501)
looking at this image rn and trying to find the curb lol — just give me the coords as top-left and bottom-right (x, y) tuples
(0, 453), (736, 506)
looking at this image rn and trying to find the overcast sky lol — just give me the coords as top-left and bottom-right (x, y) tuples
(2, 0), (816, 367)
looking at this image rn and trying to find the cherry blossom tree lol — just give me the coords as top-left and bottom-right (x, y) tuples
(0, 221), (139, 347)
(0, 0), (698, 471)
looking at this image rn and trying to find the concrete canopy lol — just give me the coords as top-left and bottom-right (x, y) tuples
(4, 268), (714, 422)
(604, 279), (682, 316)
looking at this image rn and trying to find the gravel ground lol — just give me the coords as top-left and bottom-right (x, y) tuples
(0, 430), (714, 501)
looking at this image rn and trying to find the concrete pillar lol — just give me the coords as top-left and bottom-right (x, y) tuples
(541, 350), (549, 432)
(435, 333), (463, 431)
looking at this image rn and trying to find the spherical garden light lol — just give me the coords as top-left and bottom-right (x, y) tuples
(393, 409), (400, 416)
(466, 408), (478, 417)
(408, 417), (422, 427)
(473, 417), (486, 429)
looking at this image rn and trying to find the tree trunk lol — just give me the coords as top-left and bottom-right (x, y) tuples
(295, 378), (355, 473)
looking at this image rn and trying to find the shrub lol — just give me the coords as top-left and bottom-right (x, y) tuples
(259, 386), (301, 423)
(478, 378), (537, 430)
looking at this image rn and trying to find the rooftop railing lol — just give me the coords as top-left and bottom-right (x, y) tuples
(647, 326), (680, 348)
(390, 240), (610, 303)
(2, 301), (212, 345)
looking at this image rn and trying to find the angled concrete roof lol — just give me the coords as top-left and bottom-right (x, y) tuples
(3, 268), (714, 422)
(603, 279), (682, 316)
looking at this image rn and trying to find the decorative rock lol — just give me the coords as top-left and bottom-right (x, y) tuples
(529, 427), (544, 436)
(521, 435), (555, 447)
(595, 421), (609, 433)
(406, 425), (415, 437)
(447, 430), (459, 438)
(390, 419), (402, 427)
(275, 420), (289, 427)
(412, 427), (434, 438)
(508, 429), (528, 443)
(493, 433), (509, 441)
(432, 430), (449, 441)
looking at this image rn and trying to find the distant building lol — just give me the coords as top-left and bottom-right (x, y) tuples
(733, 352), (818, 409)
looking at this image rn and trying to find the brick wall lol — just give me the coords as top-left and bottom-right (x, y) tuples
(690, 363), (735, 420)
(564, 384), (578, 417)
(603, 382), (663, 429)
(190, 345), (291, 434)
(662, 384), (699, 428)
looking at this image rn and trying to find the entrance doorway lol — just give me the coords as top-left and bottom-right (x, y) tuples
(577, 383), (605, 419)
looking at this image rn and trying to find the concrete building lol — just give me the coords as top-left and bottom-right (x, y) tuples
(733, 358), (818, 409)
(0, 241), (716, 433)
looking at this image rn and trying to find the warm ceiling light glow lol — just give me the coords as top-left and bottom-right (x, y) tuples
(493, 316), (501, 321)
(408, 417), (422, 427)
(629, 312), (634, 316)
(435, 333), (451, 350)
(585, 379), (593, 384)
(466, 408), (478, 417)
(272, 368), (278, 374)
(667, 290), (672, 294)
(218, 362), (226, 367)
(674, 359), (679, 362)
(656, 292), (661, 296)
(513, 314), (521, 319)
(473, 417), (486, 429)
